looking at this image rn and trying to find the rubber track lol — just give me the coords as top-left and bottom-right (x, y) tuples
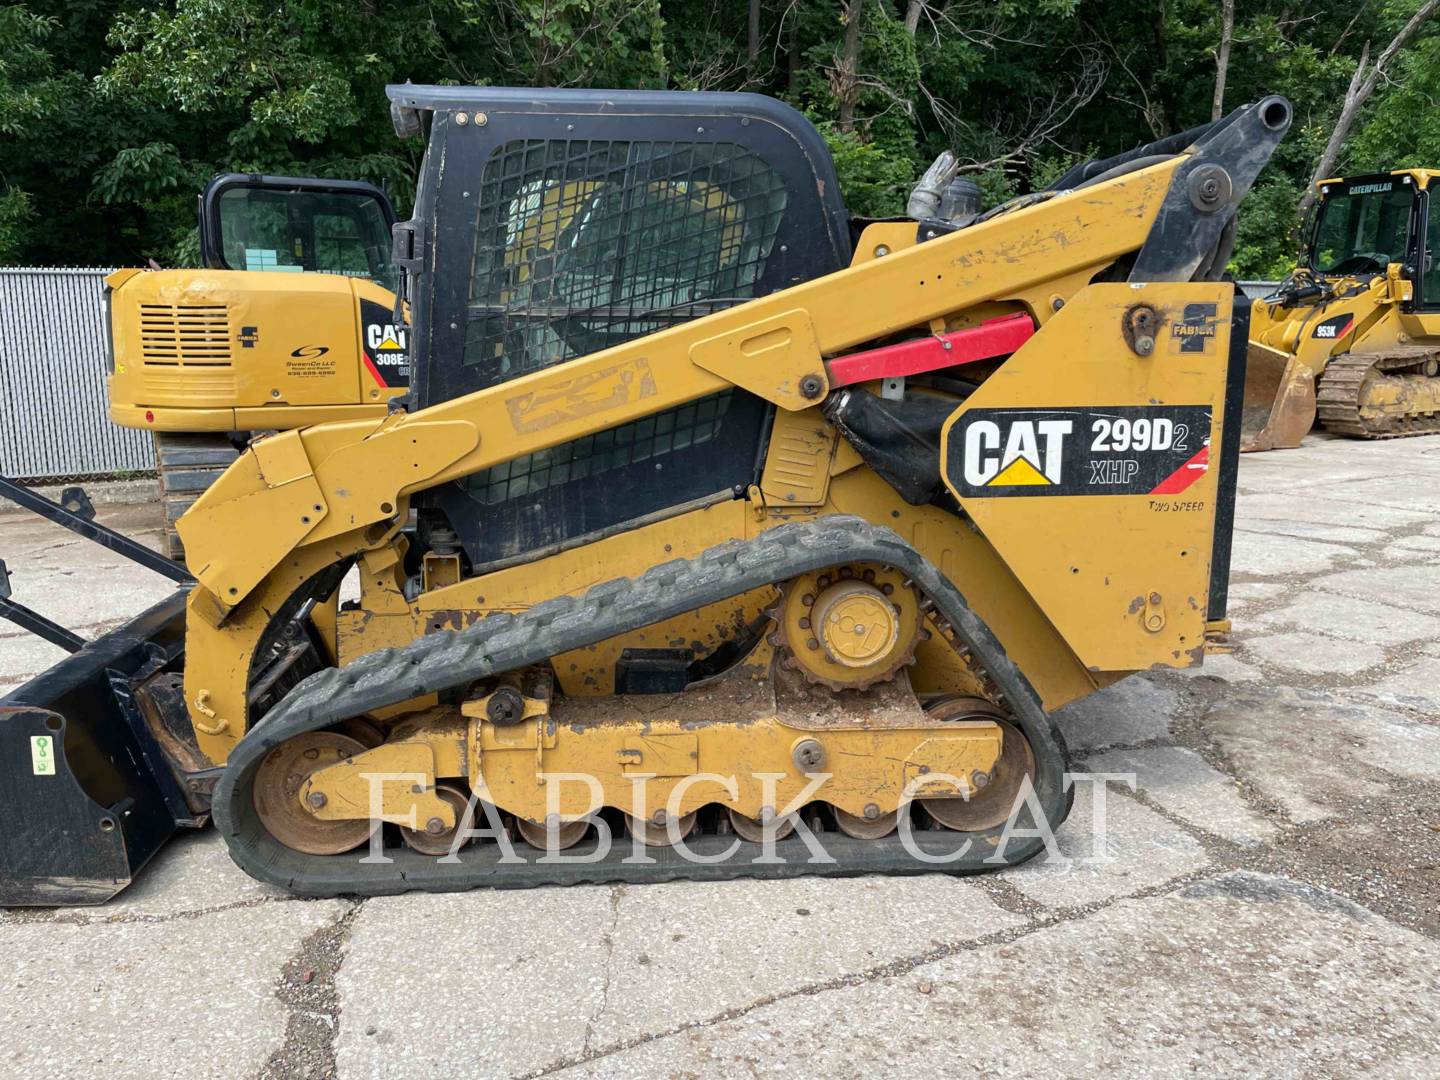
(213, 516), (1073, 897)
(154, 432), (239, 560)
(1317, 354), (1440, 439)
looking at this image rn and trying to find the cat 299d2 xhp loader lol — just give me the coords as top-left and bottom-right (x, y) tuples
(0, 87), (1290, 905)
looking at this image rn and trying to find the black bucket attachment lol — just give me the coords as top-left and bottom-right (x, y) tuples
(0, 591), (191, 906)
(1, 477), (203, 906)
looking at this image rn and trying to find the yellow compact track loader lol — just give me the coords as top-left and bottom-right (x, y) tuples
(106, 174), (409, 555)
(1244, 169), (1440, 450)
(0, 87), (1290, 905)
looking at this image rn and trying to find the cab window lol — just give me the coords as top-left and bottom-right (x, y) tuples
(1311, 183), (1414, 276)
(1424, 193), (1440, 305)
(215, 187), (397, 292)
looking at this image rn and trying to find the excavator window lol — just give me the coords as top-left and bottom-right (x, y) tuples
(199, 174), (400, 292)
(1311, 179), (1416, 276)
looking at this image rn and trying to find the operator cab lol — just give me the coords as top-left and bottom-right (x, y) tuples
(199, 173), (400, 293)
(1307, 170), (1440, 307)
(386, 86), (854, 567)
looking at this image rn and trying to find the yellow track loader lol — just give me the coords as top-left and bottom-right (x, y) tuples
(0, 87), (1291, 905)
(106, 174), (408, 555)
(1244, 169), (1440, 450)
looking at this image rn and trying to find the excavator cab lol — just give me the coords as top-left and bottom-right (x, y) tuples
(1243, 170), (1440, 449)
(106, 175), (410, 557)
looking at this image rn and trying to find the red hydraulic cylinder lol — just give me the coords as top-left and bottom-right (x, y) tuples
(827, 311), (1035, 387)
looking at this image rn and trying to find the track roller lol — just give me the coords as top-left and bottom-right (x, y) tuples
(625, 811), (699, 847)
(727, 808), (797, 843)
(832, 806), (899, 839)
(515, 816), (590, 851)
(398, 783), (474, 856)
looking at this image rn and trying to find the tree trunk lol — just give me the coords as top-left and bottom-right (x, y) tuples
(1155, 0), (1178, 132)
(1300, 0), (1440, 218)
(748, 0), (761, 69)
(533, 0), (553, 88)
(1211, 0), (1234, 121)
(904, 0), (925, 36)
(787, 10), (799, 93)
(836, 0), (865, 133)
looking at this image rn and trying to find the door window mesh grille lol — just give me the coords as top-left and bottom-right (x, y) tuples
(464, 138), (789, 385)
(468, 391), (734, 506)
(461, 138), (786, 501)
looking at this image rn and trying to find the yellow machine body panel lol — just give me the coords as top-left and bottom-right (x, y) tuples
(105, 267), (406, 432)
(942, 283), (1232, 672)
(176, 151), (1240, 764)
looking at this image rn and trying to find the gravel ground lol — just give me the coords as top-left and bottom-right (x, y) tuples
(2, 432), (1438, 1078)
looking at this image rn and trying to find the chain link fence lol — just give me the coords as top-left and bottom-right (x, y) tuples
(0, 268), (155, 482)
(1238, 281), (1281, 299)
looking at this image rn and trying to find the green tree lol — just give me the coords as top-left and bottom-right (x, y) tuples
(0, 0), (1434, 273)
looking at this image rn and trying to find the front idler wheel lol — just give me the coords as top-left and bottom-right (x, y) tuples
(918, 696), (1036, 832)
(252, 731), (378, 855)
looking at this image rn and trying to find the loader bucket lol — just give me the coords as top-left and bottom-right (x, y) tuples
(0, 591), (188, 906)
(1240, 342), (1315, 452)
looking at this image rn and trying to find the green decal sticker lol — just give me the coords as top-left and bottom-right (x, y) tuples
(31, 735), (55, 776)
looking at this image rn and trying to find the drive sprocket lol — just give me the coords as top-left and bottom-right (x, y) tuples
(769, 564), (923, 691)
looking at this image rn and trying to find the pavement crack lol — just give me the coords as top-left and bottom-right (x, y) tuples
(256, 897), (365, 1080)
(6, 893), (298, 926)
(520, 843), (1344, 1080)
(517, 864), (1221, 1079)
(581, 884), (626, 1057)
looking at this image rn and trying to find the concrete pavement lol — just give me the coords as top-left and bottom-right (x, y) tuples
(2, 431), (1439, 1077)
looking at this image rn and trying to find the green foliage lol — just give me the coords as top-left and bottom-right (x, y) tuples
(1229, 178), (1308, 279)
(0, 184), (32, 261)
(1346, 34), (1440, 172)
(0, 5), (66, 136)
(819, 121), (917, 217)
(92, 142), (193, 204)
(0, 0), (1438, 274)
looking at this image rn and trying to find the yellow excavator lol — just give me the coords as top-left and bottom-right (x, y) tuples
(106, 174), (408, 555)
(1244, 169), (1440, 450)
(0, 87), (1290, 905)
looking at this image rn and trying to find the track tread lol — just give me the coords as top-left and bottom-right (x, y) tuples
(1316, 352), (1440, 439)
(212, 516), (1073, 897)
(152, 433), (239, 560)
